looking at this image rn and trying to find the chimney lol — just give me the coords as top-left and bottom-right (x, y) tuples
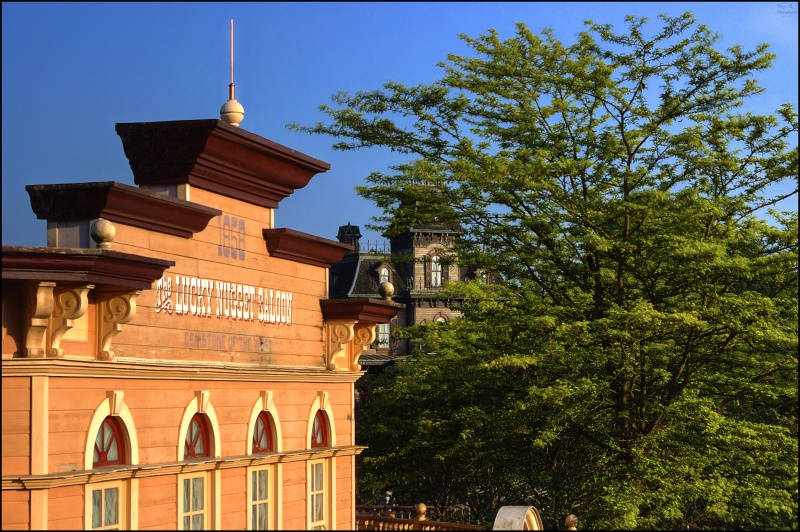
(336, 223), (361, 254)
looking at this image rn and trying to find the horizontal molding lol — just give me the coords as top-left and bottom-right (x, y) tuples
(25, 181), (220, 239)
(263, 228), (352, 268)
(1, 358), (365, 382)
(2, 446), (366, 490)
(115, 120), (330, 209)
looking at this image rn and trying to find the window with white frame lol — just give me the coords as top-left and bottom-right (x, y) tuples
(248, 466), (271, 530)
(88, 481), (123, 530)
(179, 473), (207, 530)
(377, 323), (390, 349)
(308, 460), (327, 530)
(379, 266), (390, 284)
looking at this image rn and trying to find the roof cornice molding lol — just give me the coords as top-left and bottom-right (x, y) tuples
(1, 246), (174, 290)
(320, 298), (403, 324)
(26, 181), (220, 238)
(115, 119), (331, 209)
(263, 228), (352, 268)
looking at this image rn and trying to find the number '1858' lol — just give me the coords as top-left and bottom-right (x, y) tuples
(218, 215), (245, 260)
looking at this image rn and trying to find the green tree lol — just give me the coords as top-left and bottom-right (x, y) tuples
(294, 13), (798, 529)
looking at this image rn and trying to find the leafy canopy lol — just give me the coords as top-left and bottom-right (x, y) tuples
(293, 12), (798, 530)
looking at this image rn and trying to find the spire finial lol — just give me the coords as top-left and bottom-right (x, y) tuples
(220, 18), (244, 126)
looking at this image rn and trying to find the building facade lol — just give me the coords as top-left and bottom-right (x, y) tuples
(1, 119), (401, 530)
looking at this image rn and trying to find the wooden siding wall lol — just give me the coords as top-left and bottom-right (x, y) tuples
(95, 189), (328, 368)
(1, 377), (30, 476)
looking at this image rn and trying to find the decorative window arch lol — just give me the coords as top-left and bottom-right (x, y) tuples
(306, 392), (337, 449)
(311, 411), (329, 448)
(84, 391), (139, 470)
(184, 414), (210, 459)
(93, 417), (125, 467)
(252, 412), (274, 453)
(246, 391), (283, 454)
(433, 312), (449, 324)
(176, 391), (221, 461)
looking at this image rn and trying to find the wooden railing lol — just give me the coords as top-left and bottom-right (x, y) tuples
(356, 504), (488, 531)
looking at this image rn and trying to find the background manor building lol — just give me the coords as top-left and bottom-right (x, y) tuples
(329, 220), (494, 368)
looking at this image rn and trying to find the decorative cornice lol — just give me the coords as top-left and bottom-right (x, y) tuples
(2, 246), (174, 290)
(263, 228), (352, 268)
(1, 358), (366, 382)
(1, 446), (366, 491)
(115, 119), (330, 209)
(26, 181), (220, 238)
(320, 298), (403, 324)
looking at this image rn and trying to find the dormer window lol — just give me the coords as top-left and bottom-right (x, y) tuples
(380, 267), (390, 284)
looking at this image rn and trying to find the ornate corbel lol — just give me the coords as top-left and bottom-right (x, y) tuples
(350, 323), (377, 372)
(24, 281), (56, 358)
(95, 289), (141, 361)
(49, 284), (94, 357)
(323, 321), (378, 371)
(324, 321), (355, 370)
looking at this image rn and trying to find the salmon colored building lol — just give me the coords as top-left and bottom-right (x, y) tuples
(1, 117), (401, 530)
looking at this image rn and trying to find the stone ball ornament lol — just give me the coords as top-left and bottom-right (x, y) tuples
(90, 219), (116, 249)
(378, 281), (395, 301)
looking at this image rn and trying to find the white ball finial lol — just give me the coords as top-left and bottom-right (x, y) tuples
(220, 97), (244, 127)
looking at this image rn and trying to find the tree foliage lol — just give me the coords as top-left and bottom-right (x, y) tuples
(294, 12), (798, 530)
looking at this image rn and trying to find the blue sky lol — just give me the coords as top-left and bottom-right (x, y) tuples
(2, 2), (797, 247)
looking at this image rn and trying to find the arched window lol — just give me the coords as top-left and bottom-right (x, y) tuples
(311, 411), (329, 448)
(93, 417), (125, 468)
(252, 412), (274, 453)
(184, 414), (209, 459)
(379, 267), (390, 284)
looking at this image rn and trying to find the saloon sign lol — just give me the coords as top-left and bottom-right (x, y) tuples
(155, 274), (293, 325)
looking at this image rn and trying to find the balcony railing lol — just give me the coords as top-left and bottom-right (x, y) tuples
(356, 504), (488, 531)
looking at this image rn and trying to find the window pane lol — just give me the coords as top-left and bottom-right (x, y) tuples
(104, 487), (119, 526)
(92, 490), (102, 528)
(191, 514), (203, 530)
(183, 516), (190, 530)
(312, 416), (320, 443)
(258, 470), (268, 500)
(313, 493), (324, 520)
(258, 504), (267, 530)
(106, 438), (118, 462)
(251, 506), (258, 530)
(183, 479), (191, 512)
(313, 463), (323, 491)
(192, 477), (204, 510)
(103, 424), (113, 450)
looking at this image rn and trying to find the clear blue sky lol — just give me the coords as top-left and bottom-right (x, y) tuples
(3, 2), (797, 247)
